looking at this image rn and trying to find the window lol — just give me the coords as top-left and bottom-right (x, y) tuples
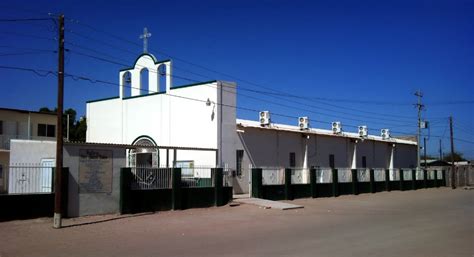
(0, 120), (3, 135)
(362, 156), (367, 168)
(236, 150), (244, 176)
(329, 154), (335, 168)
(289, 152), (296, 167)
(47, 125), (55, 137)
(37, 124), (55, 137)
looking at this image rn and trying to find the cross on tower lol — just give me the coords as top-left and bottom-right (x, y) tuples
(139, 27), (152, 54)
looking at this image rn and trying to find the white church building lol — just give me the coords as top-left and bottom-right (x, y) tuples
(86, 50), (417, 194)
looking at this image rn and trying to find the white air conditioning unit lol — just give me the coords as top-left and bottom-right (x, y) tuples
(298, 117), (309, 130)
(381, 129), (390, 140)
(332, 121), (342, 134)
(358, 125), (368, 138)
(259, 111), (271, 126)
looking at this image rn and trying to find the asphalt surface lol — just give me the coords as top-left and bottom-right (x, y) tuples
(0, 188), (472, 257)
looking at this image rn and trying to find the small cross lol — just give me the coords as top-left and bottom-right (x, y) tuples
(139, 27), (152, 54)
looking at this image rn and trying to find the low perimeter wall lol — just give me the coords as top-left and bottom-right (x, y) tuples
(252, 168), (446, 201)
(120, 168), (233, 214)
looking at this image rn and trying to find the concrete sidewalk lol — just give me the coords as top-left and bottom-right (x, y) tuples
(233, 197), (304, 210)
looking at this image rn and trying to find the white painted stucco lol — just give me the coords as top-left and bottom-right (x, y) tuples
(87, 53), (237, 167)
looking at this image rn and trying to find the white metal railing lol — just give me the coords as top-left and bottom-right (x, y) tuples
(131, 166), (173, 190)
(337, 168), (352, 183)
(290, 168), (310, 184)
(223, 168), (232, 187)
(181, 166), (214, 188)
(316, 168), (332, 183)
(389, 168), (400, 181)
(262, 167), (285, 185)
(416, 168), (424, 180)
(7, 164), (54, 194)
(357, 168), (370, 182)
(402, 168), (413, 180)
(373, 168), (386, 181)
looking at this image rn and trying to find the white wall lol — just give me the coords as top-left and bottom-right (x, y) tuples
(9, 139), (56, 164)
(234, 125), (417, 194)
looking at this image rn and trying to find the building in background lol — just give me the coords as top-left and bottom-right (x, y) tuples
(0, 108), (56, 192)
(86, 52), (418, 195)
(232, 119), (417, 194)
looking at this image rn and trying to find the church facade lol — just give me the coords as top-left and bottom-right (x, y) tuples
(86, 53), (237, 169)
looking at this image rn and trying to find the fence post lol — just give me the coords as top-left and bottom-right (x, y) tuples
(411, 169), (417, 190)
(399, 169), (404, 191)
(385, 169), (390, 192)
(351, 169), (358, 195)
(423, 169), (428, 188)
(251, 168), (262, 198)
(310, 168), (317, 198)
(172, 168), (182, 210)
(284, 168), (292, 200)
(119, 168), (132, 214)
(369, 169), (375, 193)
(434, 170), (439, 188)
(332, 169), (339, 197)
(213, 168), (224, 206)
(442, 170), (446, 187)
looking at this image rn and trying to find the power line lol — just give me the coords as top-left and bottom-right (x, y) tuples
(0, 63), (418, 136)
(66, 47), (419, 128)
(64, 39), (418, 123)
(0, 30), (56, 41)
(0, 18), (53, 22)
(65, 19), (418, 107)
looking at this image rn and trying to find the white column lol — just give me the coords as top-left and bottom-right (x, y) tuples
(389, 144), (395, 169)
(389, 144), (395, 180)
(303, 135), (309, 183)
(351, 140), (358, 169)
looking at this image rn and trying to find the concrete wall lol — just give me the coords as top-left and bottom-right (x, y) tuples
(9, 139), (56, 164)
(64, 144), (126, 217)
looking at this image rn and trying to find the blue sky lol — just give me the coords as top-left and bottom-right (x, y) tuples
(0, 0), (473, 158)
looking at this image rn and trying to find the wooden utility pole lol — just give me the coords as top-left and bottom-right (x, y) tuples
(53, 14), (65, 229)
(414, 90), (424, 170)
(423, 137), (427, 167)
(439, 139), (442, 160)
(449, 116), (455, 189)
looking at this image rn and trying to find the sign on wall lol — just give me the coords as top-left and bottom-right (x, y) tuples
(79, 149), (113, 193)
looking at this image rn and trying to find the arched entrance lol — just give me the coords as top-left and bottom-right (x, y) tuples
(129, 136), (159, 167)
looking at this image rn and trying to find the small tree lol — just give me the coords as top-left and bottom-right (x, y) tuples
(442, 152), (466, 162)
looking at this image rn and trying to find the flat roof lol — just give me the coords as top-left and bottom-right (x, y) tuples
(0, 107), (56, 116)
(236, 119), (417, 146)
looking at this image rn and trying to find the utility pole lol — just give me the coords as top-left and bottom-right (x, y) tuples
(449, 116), (455, 189)
(423, 137), (427, 167)
(53, 14), (64, 229)
(439, 139), (442, 160)
(66, 114), (69, 142)
(414, 90), (424, 170)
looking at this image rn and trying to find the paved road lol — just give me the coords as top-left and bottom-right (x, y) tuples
(0, 188), (472, 257)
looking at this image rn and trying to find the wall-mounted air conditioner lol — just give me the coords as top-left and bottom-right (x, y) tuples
(358, 125), (368, 138)
(332, 121), (342, 134)
(298, 117), (309, 130)
(259, 111), (270, 126)
(381, 129), (390, 140)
